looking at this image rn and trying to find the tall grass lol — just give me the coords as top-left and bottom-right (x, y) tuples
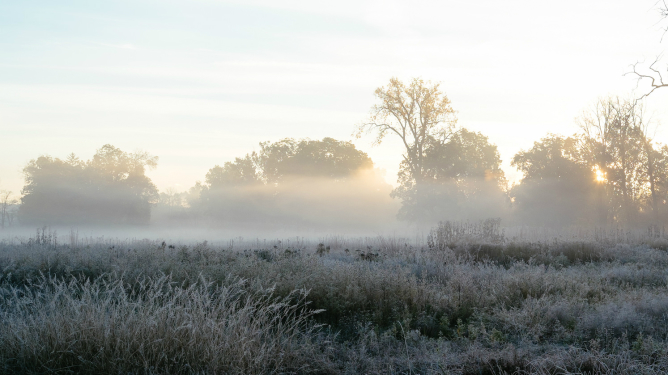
(0, 274), (332, 374)
(3, 226), (668, 374)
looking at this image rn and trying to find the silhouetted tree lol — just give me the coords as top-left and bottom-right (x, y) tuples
(511, 134), (599, 226)
(511, 97), (668, 228)
(394, 129), (508, 222)
(646, 144), (668, 225)
(634, 117), (668, 227)
(357, 77), (466, 222)
(578, 97), (648, 225)
(18, 145), (159, 225)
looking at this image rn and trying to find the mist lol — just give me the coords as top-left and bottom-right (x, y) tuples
(155, 171), (400, 235)
(5, 94), (668, 239)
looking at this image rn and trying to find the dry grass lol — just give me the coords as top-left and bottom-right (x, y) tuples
(0, 274), (333, 374)
(3, 227), (668, 374)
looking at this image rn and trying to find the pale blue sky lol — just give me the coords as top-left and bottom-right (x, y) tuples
(2, 0), (668, 195)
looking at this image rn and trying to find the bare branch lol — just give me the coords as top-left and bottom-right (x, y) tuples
(627, 56), (668, 102)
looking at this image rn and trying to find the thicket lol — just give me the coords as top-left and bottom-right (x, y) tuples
(3, 228), (668, 374)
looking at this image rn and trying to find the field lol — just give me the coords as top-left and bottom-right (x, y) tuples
(3, 225), (668, 374)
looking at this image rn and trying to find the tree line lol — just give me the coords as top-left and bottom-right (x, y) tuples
(7, 78), (668, 230)
(514, 97), (668, 227)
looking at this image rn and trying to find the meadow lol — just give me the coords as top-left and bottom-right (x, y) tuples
(2, 223), (668, 374)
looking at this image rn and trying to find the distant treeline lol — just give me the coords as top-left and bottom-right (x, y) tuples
(8, 84), (668, 230)
(512, 97), (668, 228)
(18, 145), (159, 226)
(15, 138), (397, 230)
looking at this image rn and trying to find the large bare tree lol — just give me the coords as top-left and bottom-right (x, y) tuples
(355, 77), (457, 186)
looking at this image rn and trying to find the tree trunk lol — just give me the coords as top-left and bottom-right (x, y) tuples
(646, 141), (660, 226)
(618, 116), (631, 225)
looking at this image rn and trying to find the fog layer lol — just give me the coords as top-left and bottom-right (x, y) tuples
(4, 84), (668, 234)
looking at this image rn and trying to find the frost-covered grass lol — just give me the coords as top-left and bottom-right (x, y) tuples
(3, 230), (668, 374)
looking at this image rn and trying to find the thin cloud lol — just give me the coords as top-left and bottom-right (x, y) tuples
(98, 43), (139, 50)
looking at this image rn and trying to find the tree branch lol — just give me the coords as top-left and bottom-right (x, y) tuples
(627, 56), (668, 102)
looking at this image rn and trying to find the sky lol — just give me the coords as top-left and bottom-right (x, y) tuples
(2, 0), (668, 195)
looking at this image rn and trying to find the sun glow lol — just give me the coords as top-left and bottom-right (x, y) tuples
(594, 166), (606, 182)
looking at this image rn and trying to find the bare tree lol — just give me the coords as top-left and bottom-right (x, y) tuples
(659, 0), (668, 36)
(355, 77), (457, 185)
(578, 97), (650, 225)
(628, 57), (668, 101)
(627, 2), (668, 99)
(160, 187), (185, 208)
(0, 190), (16, 229)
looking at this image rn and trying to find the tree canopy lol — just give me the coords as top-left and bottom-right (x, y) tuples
(196, 137), (395, 230)
(357, 78), (508, 223)
(393, 128), (508, 222)
(19, 145), (158, 225)
(356, 77), (457, 186)
(257, 137), (374, 183)
(511, 134), (598, 226)
(511, 97), (668, 227)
